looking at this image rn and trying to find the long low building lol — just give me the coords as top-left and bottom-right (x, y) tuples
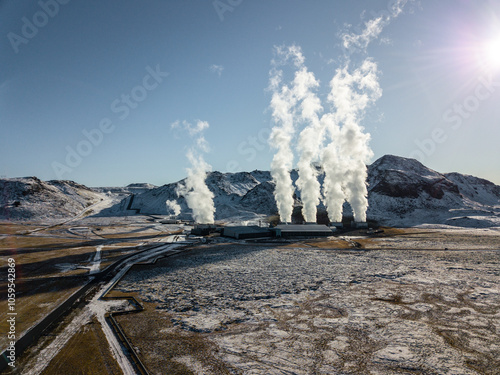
(272, 224), (335, 238)
(222, 226), (273, 239)
(191, 224), (218, 236)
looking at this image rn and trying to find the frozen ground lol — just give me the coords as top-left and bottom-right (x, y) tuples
(118, 236), (500, 374)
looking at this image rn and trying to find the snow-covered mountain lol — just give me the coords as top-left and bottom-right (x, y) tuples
(0, 177), (106, 222)
(366, 155), (500, 227)
(118, 154), (499, 227)
(99, 171), (270, 220)
(2, 155), (499, 227)
(91, 182), (157, 195)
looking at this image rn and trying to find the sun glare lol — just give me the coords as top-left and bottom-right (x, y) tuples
(486, 38), (500, 63)
(480, 35), (500, 72)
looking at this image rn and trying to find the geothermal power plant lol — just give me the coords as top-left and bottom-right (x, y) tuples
(267, 46), (378, 230)
(175, 46), (376, 235)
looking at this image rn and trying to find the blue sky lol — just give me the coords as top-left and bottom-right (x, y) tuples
(1, 0), (499, 186)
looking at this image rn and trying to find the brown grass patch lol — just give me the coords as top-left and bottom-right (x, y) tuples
(0, 235), (82, 251)
(40, 317), (122, 375)
(1, 245), (97, 278)
(112, 294), (235, 375)
(275, 227), (419, 250)
(298, 238), (359, 249)
(99, 232), (162, 239)
(0, 223), (44, 235)
(376, 227), (409, 237)
(0, 278), (85, 350)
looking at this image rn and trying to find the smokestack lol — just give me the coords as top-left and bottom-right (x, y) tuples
(172, 120), (215, 224)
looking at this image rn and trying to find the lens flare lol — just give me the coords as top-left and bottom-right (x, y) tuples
(479, 35), (500, 73)
(484, 37), (500, 66)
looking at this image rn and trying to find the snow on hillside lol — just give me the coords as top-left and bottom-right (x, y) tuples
(115, 171), (267, 221)
(444, 172), (500, 206)
(0, 177), (106, 222)
(1, 155), (499, 227)
(366, 155), (500, 227)
(122, 154), (499, 227)
(240, 181), (277, 215)
(92, 182), (157, 195)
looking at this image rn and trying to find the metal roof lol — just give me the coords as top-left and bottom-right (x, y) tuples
(223, 225), (272, 239)
(224, 226), (271, 234)
(274, 224), (333, 232)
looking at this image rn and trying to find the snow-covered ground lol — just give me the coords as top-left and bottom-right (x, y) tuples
(117, 237), (500, 374)
(89, 245), (102, 274)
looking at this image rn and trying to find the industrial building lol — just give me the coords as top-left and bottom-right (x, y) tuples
(193, 223), (340, 239)
(191, 224), (218, 236)
(159, 218), (181, 224)
(351, 222), (369, 229)
(222, 226), (273, 240)
(330, 222), (344, 229)
(272, 224), (335, 238)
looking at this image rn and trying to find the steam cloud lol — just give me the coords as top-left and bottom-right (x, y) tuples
(323, 60), (381, 222)
(342, 0), (410, 53)
(268, 4), (407, 223)
(268, 46), (304, 223)
(320, 113), (344, 223)
(165, 200), (181, 216)
(268, 48), (380, 224)
(294, 65), (324, 223)
(172, 120), (215, 224)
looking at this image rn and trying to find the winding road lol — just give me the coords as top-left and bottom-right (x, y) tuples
(22, 237), (191, 375)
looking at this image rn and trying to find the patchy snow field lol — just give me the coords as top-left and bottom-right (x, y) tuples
(118, 237), (500, 374)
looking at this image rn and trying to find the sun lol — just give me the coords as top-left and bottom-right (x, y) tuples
(485, 37), (500, 65)
(479, 35), (500, 73)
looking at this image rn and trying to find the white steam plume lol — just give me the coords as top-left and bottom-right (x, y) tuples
(326, 60), (381, 222)
(268, 45), (304, 223)
(166, 200), (181, 216)
(342, 0), (410, 52)
(321, 113), (345, 223)
(172, 120), (215, 224)
(268, 3), (408, 224)
(294, 67), (324, 223)
(321, 2), (407, 223)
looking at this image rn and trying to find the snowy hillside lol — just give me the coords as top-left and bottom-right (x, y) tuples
(2, 155), (499, 227)
(366, 155), (500, 227)
(105, 169), (305, 222)
(111, 171), (272, 221)
(91, 182), (157, 195)
(444, 172), (500, 206)
(115, 155), (499, 227)
(0, 177), (106, 222)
